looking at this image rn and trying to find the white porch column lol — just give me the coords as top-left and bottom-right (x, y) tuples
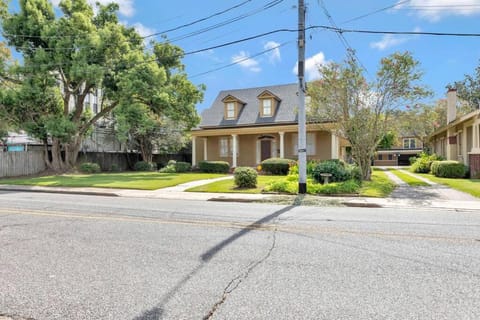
(279, 132), (285, 158)
(232, 134), (238, 168)
(203, 138), (208, 161)
(192, 136), (197, 166)
(331, 133), (339, 159)
(473, 123), (480, 152)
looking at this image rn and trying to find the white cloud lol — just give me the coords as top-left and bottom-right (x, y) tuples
(52, 0), (135, 17)
(132, 22), (155, 37)
(232, 51), (261, 73)
(370, 27), (421, 50)
(370, 34), (408, 50)
(395, 0), (480, 22)
(264, 41), (281, 64)
(292, 52), (327, 81)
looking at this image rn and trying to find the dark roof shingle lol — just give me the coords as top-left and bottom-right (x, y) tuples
(199, 83), (298, 128)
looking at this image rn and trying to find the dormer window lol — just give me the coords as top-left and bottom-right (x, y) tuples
(222, 95), (244, 120)
(262, 99), (272, 117)
(258, 90), (280, 118)
(226, 102), (235, 119)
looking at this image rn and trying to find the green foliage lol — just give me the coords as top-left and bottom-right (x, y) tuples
(347, 165), (363, 182)
(261, 158), (295, 175)
(159, 164), (176, 173)
(174, 161), (191, 173)
(0, 0), (203, 171)
(377, 131), (397, 149)
(234, 167), (258, 188)
(78, 162), (101, 174)
(288, 161), (317, 176)
(312, 160), (350, 183)
(307, 51), (430, 180)
(411, 152), (443, 173)
(264, 177), (360, 195)
(110, 163), (121, 172)
(198, 161), (230, 173)
(134, 161), (156, 172)
(431, 161), (468, 178)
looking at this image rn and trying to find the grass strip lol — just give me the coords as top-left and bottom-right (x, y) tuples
(0, 172), (228, 190)
(389, 169), (429, 186)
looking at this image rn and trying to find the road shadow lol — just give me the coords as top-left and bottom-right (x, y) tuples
(132, 203), (297, 320)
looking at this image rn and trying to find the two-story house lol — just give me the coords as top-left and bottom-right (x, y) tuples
(190, 84), (349, 168)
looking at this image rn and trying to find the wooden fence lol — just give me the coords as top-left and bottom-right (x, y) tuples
(0, 151), (46, 178)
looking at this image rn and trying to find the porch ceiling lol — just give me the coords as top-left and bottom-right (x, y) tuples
(191, 123), (335, 137)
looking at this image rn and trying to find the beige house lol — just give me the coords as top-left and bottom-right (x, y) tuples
(429, 89), (480, 177)
(191, 84), (349, 168)
(374, 136), (423, 166)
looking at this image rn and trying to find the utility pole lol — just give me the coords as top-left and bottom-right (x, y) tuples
(297, 0), (307, 194)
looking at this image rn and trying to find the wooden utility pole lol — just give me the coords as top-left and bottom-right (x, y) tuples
(297, 0), (307, 194)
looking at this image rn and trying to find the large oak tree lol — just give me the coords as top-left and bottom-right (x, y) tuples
(0, 0), (203, 172)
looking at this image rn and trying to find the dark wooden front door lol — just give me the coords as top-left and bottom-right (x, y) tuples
(261, 140), (271, 161)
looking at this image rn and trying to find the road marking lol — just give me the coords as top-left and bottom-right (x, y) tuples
(0, 208), (478, 243)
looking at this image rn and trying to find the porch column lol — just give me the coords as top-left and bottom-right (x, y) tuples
(331, 133), (339, 159)
(203, 138), (208, 161)
(279, 132), (285, 158)
(192, 136), (197, 166)
(232, 134), (238, 168)
(472, 123), (480, 152)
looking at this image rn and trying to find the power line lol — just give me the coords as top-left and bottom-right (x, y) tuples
(318, 1), (369, 74)
(146, 0), (253, 38)
(341, 0), (410, 25)
(8, 26), (480, 71)
(189, 41), (292, 79)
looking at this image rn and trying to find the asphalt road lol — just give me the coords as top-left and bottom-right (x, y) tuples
(0, 191), (479, 320)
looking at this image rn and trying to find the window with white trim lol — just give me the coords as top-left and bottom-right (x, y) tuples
(262, 99), (272, 117)
(219, 137), (239, 157)
(226, 102), (235, 119)
(293, 133), (316, 156)
(403, 138), (416, 149)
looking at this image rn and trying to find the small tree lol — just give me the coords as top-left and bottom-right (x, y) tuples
(308, 52), (430, 180)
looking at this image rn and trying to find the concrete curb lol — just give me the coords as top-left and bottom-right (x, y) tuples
(1, 184), (480, 211)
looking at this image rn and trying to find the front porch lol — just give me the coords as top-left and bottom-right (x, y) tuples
(191, 124), (347, 168)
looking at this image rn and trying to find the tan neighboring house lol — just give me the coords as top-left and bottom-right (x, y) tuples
(373, 136), (423, 166)
(190, 83), (349, 168)
(429, 89), (480, 177)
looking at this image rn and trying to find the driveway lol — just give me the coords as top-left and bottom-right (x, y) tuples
(382, 168), (478, 205)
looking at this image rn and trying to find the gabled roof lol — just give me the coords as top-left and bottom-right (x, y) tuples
(198, 83), (298, 128)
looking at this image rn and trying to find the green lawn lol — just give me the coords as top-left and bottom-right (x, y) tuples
(188, 170), (396, 198)
(389, 169), (430, 186)
(416, 173), (480, 198)
(0, 172), (228, 190)
(359, 169), (396, 197)
(186, 175), (285, 194)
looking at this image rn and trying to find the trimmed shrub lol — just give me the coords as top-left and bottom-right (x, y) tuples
(198, 160), (230, 173)
(159, 164), (176, 173)
(411, 153), (443, 173)
(174, 161), (191, 173)
(261, 158), (296, 175)
(79, 162), (101, 174)
(234, 167), (257, 188)
(312, 159), (349, 183)
(432, 161), (468, 178)
(134, 161), (156, 171)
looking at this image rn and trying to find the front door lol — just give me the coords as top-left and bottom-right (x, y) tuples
(260, 140), (271, 161)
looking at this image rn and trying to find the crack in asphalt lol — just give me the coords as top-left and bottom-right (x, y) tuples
(202, 227), (278, 320)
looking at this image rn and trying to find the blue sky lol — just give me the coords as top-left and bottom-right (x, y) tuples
(28, 1), (480, 112)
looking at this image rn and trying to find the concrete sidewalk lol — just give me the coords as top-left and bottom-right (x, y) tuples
(1, 177), (479, 211)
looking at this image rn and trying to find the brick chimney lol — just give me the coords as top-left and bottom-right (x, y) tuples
(447, 88), (457, 124)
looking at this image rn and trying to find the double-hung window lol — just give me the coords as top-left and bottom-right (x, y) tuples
(226, 102), (235, 119)
(262, 99), (272, 117)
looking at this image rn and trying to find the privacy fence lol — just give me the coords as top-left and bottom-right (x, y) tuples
(0, 151), (46, 178)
